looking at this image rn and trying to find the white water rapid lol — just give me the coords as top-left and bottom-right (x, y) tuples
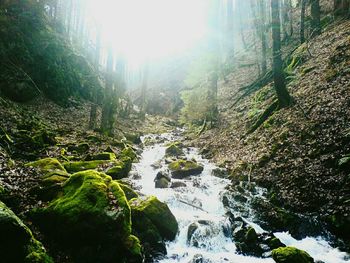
(132, 132), (349, 263)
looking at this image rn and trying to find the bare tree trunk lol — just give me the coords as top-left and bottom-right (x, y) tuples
(237, 1), (248, 50)
(271, 0), (292, 108)
(101, 48), (115, 134)
(300, 0), (307, 44)
(258, 0), (268, 75)
(226, 0), (235, 61)
(89, 28), (101, 130)
(140, 62), (149, 119)
(310, 0), (321, 37)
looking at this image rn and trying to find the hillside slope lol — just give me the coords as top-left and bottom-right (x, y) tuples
(195, 19), (350, 245)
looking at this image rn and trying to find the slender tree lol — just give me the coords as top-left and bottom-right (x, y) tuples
(226, 0), (235, 61)
(101, 47), (115, 134)
(271, 0), (292, 107)
(300, 0), (307, 44)
(310, 0), (321, 37)
(258, 0), (268, 75)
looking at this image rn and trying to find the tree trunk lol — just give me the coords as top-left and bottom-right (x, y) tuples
(310, 0), (321, 37)
(271, 0), (292, 108)
(140, 62), (149, 119)
(258, 0), (268, 75)
(226, 0), (235, 60)
(101, 48), (115, 134)
(300, 0), (306, 44)
(89, 28), (101, 130)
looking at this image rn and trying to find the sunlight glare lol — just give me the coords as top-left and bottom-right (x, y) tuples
(86, 0), (209, 66)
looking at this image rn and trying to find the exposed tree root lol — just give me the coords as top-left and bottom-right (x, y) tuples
(247, 100), (279, 135)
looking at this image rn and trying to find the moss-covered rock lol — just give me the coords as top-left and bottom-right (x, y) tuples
(106, 157), (133, 179)
(125, 133), (142, 144)
(0, 201), (53, 263)
(118, 182), (139, 200)
(121, 147), (137, 161)
(26, 158), (70, 200)
(63, 160), (106, 173)
(88, 152), (116, 161)
(67, 142), (90, 153)
(165, 143), (184, 157)
(130, 196), (178, 257)
(272, 246), (314, 263)
(168, 159), (204, 179)
(31, 170), (140, 263)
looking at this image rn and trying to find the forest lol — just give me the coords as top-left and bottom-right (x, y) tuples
(0, 0), (349, 263)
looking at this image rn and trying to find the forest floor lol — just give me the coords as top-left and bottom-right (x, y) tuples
(192, 19), (350, 245)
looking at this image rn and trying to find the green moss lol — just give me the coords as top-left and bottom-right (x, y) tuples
(0, 201), (53, 263)
(124, 235), (143, 260)
(121, 147), (137, 161)
(272, 246), (314, 263)
(168, 159), (204, 178)
(67, 142), (90, 153)
(89, 152), (116, 161)
(268, 237), (285, 249)
(63, 160), (107, 173)
(130, 196), (178, 241)
(245, 227), (258, 242)
(118, 183), (139, 200)
(106, 157), (132, 179)
(165, 143), (184, 157)
(32, 170), (132, 262)
(26, 158), (67, 177)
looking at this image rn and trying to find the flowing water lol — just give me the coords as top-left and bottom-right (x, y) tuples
(133, 131), (349, 263)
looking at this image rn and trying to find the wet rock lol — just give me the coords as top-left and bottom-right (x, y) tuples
(129, 170), (141, 180)
(31, 170), (141, 263)
(106, 158), (133, 180)
(170, 181), (187, 188)
(168, 159), (204, 179)
(272, 246), (314, 263)
(165, 142), (184, 157)
(0, 201), (53, 263)
(187, 222), (199, 244)
(189, 254), (213, 263)
(155, 177), (170, 188)
(211, 168), (228, 178)
(130, 196), (178, 258)
(125, 133), (142, 144)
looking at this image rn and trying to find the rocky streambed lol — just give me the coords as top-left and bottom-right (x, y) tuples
(132, 130), (350, 263)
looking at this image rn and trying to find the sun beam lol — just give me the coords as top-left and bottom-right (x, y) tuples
(86, 0), (210, 66)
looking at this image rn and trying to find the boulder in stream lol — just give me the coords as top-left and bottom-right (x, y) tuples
(272, 246), (314, 263)
(168, 159), (204, 179)
(130, 196), (178, 258)
(165, 142), (184, 157)
(154, 171), (171, 188)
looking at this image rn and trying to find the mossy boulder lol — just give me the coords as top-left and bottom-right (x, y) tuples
(118, 182), (139, 200)
(125, 133), (142, 144)
(31, 170), (142, 263)
(26, 158), (70, 200)
(165, 143), (184, 157)
(67, 142), (90, 153)
(106, 157), (133, 180)
(87, 152), (116, 161)
(121, 147), (137, 161)
(63, 160), (106, 173)
(272, 246), (314, 263)
(130, 196), (178, 257)
(168, 159), (204, 179)
(0, 201), (53, 263)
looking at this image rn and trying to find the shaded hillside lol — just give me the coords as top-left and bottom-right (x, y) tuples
(194, 19), (350, 244)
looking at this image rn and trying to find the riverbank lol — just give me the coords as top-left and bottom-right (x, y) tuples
(190, 19), (350, 249)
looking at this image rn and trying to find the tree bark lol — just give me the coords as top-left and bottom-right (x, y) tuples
(310, 0), (321, 37)
(271, 0), (292, 108)
(101, 48), (115, 134)
(226, 0), (235, 60)
(258, 0), (268, 75)
(300, 0), (306, 44)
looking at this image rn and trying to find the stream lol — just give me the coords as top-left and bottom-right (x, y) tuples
(132, 131), (349, 263)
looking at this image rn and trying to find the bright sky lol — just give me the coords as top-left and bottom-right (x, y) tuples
(86, 0), (210, 67)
